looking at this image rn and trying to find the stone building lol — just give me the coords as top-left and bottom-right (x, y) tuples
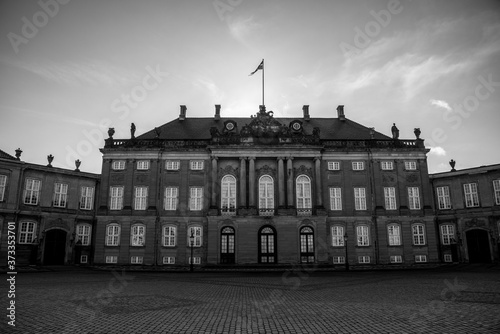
(430, 163), (500, 263)
(0, 149), (99, 265)
(94, 105), (438, 267)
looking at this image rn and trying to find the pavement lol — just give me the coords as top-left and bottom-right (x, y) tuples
(2, 266), (500, 333)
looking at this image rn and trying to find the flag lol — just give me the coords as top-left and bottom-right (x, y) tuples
(249, 60), (264, 76)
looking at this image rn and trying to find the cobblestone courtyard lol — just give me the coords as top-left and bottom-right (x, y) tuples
(3, 266), (500, 333)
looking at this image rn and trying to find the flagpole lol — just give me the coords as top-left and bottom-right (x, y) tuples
(262, 59), (265, 107)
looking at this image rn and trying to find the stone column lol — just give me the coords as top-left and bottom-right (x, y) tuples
(239, 157), (247, 207)
(248, 157), (256, 208)
(314, 156), (323, 207)
(277, 157), (285, 207)
(286, 157), (294, 208)
(211, 156), (218, 207)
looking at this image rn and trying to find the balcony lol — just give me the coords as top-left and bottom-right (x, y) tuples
(259, 208), (275, 216)
(297, 208), (312, 216)
(221, 207), (236, 216)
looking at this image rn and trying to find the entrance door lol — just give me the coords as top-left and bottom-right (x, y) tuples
(300, 226), (315, 263)
(259, 226), (277, 263)
(44, 229), (67, 265)
(220, 227), (235, 264)
(466, 229), (491, 263)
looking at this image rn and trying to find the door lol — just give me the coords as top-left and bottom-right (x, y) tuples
(44, 229), (67, 265)
(466, 229), (491, 263)
(220, 227), (235, 264)
(259, 226), (277, 263)
(300, 226), (315, 263)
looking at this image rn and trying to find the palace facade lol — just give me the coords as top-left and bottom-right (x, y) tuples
(0, 149), (99, 266)
(430, 163), (500, 264)
(93, 105), (438, 267)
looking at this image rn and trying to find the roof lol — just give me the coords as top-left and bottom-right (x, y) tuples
(137, 117), (392, 141)
(0, 148), (17, 160)
(430, 163), (500, 179)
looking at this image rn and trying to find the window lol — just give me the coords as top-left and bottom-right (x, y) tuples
(329, 188), (342, 211)
(387, 224), (401, 246)
(415, 255), (427, 263)
(137, 160), (149, 170)
(188, 257), (201, 264)
(188, 226), (202, 247)
(163, 256), (175, 264)
(53, 183), (68, 208)
(464, 183), (479, 207)
(358, 256), (370, 264)
(190, 160), (204, 170)
(390, 255), (402, 263)
(333, 256), (345, 264)
(112, 160), (125, 170)
(189, 187), (203, 211)
(106, 256), (117, 264)
(404, 161), (417, 170)
(381, 161), (393, 170)
(354, 187), (367, 210)
(106, 224), (120, 246)
(131, 256), (143, 264)
(352, 162), (364, 170)
(80, 255), (88, 264)
(259, 226), (276, 263)
(163, 226), (176, 247)
(493, 180), (500, 205)
(408, 187), (421, 210)
(23, 178), (41, 205)
(356, 225), (369, 246)
(80, 186), (94, 210)
(436, 186), (451, 210)
(259, 175), (274, 214)
(331, 226), (344, 246)
(164, 187), (178, 210)
(444, 254), (453, 262)
(412, 224), (426, 245)
(221, 175), (237, 215)
(18, 222), (36, 244)
(0, 175), (7, 201)
(109, 186), (124, 210)
(76, 224), (91, 246)
(300, 227), (315, 263)
(131, 224), (145, 246)
(166, 160), (180, 170)
(384, 187), (397, 210)
(134, 186), (148, 210)
(327, 161), (340, 171)
(440, 225), (455, 245)
(296, 175), (312, 209)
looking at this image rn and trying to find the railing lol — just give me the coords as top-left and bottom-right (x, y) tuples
(221, 208), (236, 216)
(104, 138), (210, 148)
(259, 208), (275, 216)
(322, 139), (423, 149)
(296, 208), (312, 216)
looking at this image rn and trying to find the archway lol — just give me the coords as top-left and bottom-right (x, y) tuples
(466, 229), (491, 263)
(44, 229), (67, 265)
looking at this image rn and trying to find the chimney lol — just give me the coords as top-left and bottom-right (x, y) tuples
(214, 104), (221, 121)
(302, 105), (310, 121)
(179, 105), (187, 121)
(337, 105), (345, 121)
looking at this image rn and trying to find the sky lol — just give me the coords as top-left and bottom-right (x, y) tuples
(1, 0), (499, 174)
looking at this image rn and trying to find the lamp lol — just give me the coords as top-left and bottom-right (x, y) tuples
(344, 233), (349, 271)
(189, 229), (195, 272)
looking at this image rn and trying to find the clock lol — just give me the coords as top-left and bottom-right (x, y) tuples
(226, 122), (235, 131)
(291, 121), (302, 132)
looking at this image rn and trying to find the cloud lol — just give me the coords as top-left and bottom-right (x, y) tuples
(2, 58), (140, 88)
(430, 99), (452, 111)
(193, 77), (225, 102)
(227, 15), (261, 44)
(429, 146), (447, 156)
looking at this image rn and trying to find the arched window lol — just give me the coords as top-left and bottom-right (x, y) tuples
(296, 175), (312, 209)
(220, 226), (235, 264)
(259, 226), (277, 263)
(300, 226), (315, 263)
(221, 175), (237, 215)
(259, 175), (274, 215)
(131, 224), (145, 246)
